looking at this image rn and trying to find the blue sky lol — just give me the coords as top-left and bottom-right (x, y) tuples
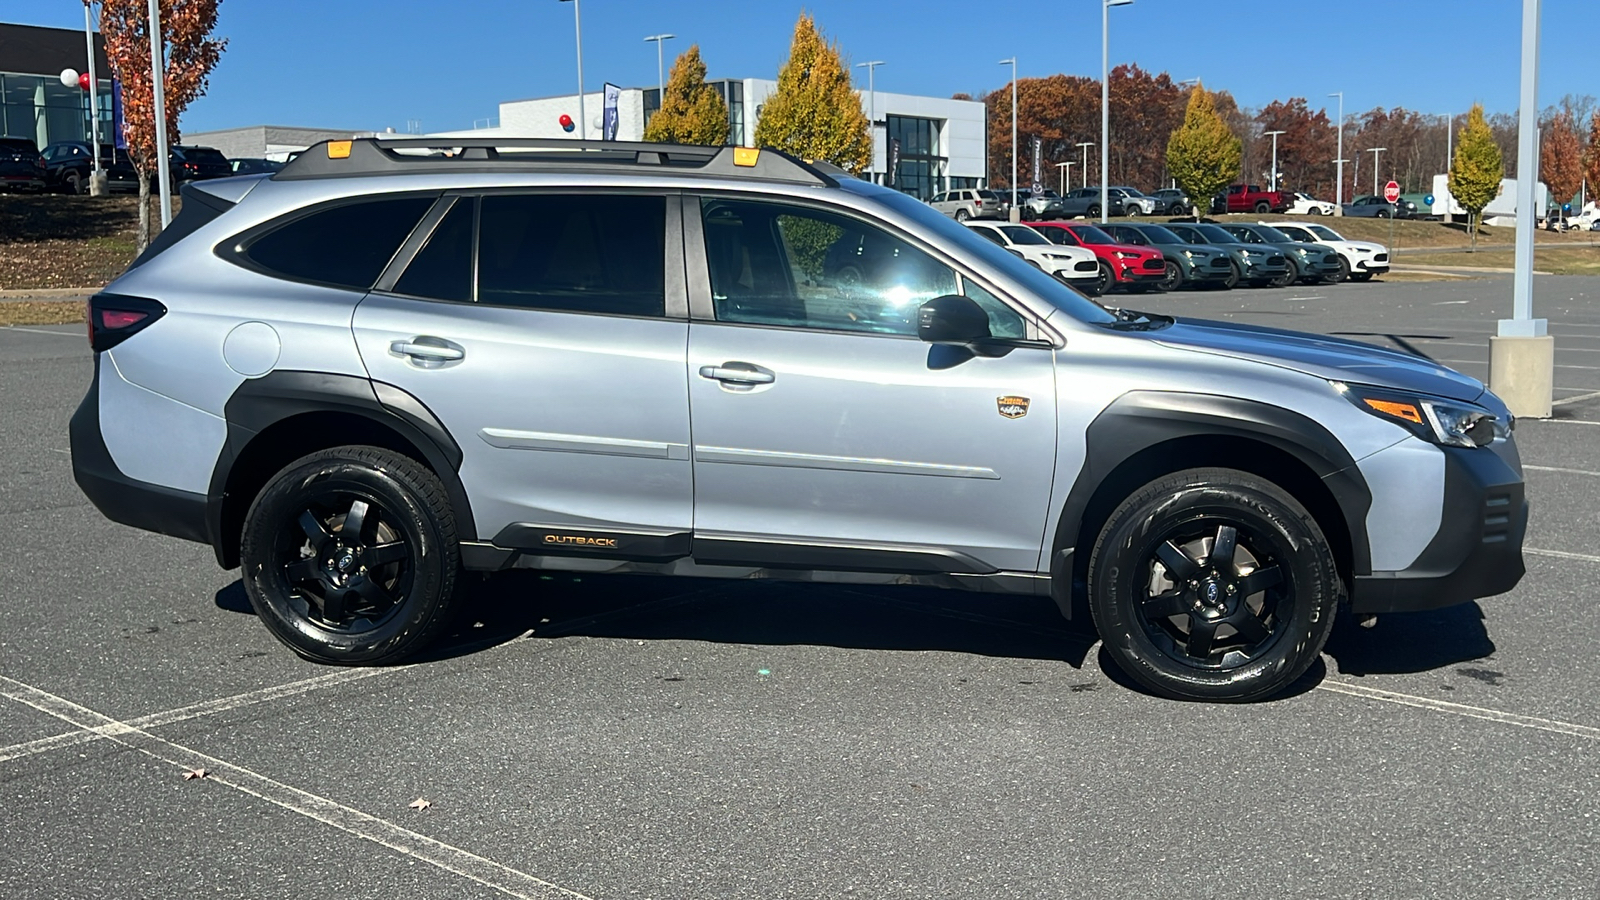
(15, 0), (1598, 135)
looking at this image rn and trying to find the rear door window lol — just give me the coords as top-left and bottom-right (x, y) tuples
(476, 194), (666, 317)
(243, 195), (434, 289)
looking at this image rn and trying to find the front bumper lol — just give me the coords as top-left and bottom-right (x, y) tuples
(1350, 442), (1527, 614)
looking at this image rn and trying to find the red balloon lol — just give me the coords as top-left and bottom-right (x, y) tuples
(558, 114), (573, 127)
(78, 72), (91, 91)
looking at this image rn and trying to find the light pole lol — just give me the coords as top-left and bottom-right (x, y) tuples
(146, 0), (171, 226)
(1440, 111), (1455, 222)
(1102, 0), (1133, 223)
(857, 60), (885, 184)
(643, 34), (674, 97)
(1329, 91), (1343, 212)
(1368, 146), (1387, 196)
(1056, 161), (1073, 195)
(559, 0), (585, 138)
(999, 58), (1017, 221)
(1076, 141), (1094, 190)
(1263, 129), (1286, 191)
(83, 1), (106, 196)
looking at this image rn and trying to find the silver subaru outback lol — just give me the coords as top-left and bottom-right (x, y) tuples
(71, 138), (1527, 702)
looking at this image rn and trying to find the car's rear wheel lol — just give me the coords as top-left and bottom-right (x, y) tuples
(1254, 201), (1271, 214)
(1158, 260), (1184, 292)
(240, 446), (462, 665)
(1088, 468), (1339, 702)
(955, 209), (970, 222)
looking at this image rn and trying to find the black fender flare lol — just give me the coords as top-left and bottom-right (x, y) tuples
(207, 370), (474, 568)
(1049, 391), (1373, 616)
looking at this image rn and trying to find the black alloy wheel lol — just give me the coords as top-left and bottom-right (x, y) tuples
(1328, 256), (1350, 284)
(1254, 201), (1271, 214)
(1221, 260), (1242, 290)
(1088, 468), (1339, 702)
(240, 446), (462, 665)
(1158, 260), (1184, 292)
(1269, 266), (1297, 288)
(1093, 262), (1114, 297)
(1087, 204), (1101, 218)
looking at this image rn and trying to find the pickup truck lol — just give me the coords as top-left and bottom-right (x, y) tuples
(1211, 184), (1295, 215)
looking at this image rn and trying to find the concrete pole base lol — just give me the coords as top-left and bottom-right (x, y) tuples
(88, 172), (109, 197)
(1008, 207), (1022, 223)
(1489, 334), (1555, 418)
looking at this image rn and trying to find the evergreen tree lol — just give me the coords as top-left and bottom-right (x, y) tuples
(752, 13), (871, 173)
(642, 45), (729, 146)
(1449, 104), (1504, 250)
(1165, 85), (1241, 216)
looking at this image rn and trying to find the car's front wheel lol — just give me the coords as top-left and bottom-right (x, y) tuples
(1087, 468), (1339, 702)
(1092, 262), (1114, 297)
(1158, 260), (1184, 292)
(1328, 256), (1350, 284)
(240, 446), (462, 665)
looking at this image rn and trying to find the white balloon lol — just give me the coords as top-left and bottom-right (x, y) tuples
(60, 68), (80, 88)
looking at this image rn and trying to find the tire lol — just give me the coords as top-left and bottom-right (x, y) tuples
(1254, 201), (1271, 214)
(1158, 260), (1184, 292)
(1269, 269), (1295, 289)
(64, 172), (83, 195)
(955, 209), (970, 222)
(1349, 271), (1374, 282)
(1222, 260), (1241, 290)
(1092, 262), (1114, 297)
(1376, 209), (1390, 219)
(1308, 207), (1323, 215)
(1328, 256), (1350, 284)
(1087, 467), (1339, 702)
(1125, 205), (1142, 217)
(240, 446), (462, 665)
(1087, 204), (1101, 218)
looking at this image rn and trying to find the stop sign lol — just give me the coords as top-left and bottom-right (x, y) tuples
(1384, 180), (1401, 203)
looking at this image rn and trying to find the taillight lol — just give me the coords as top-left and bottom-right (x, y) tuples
(974, 199), (984, 207)
(87, 293), (166, 352)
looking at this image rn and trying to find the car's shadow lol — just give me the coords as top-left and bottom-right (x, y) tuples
(215, 576), (1496, 689)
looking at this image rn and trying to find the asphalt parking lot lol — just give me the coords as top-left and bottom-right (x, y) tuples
(3, 274), (1599, 899)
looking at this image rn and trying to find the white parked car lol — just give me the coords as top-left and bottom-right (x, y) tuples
(1261, 221), (1390, 282)
(964, 222), (1101, 291)
(1109, 186), (1160, 216)
(1286, 192), (1337, 216)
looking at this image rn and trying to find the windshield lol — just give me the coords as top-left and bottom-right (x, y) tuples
(868, 187), (1116, 324)
(1226, 227), (1268, 244)
(1276, 226), (1314, 241)
(1307, 224), (1343, 241)
(1070, 225), (1118, 245)
(1252, 225), (1293, 242)
(1000, 225), (1048, 245)
(1136, 225), (1187, 245)
(1113, 187), (1146, 197)
(1194, 224), (1238, 244)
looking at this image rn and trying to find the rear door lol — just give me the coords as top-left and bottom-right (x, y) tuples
(683, 194), (1058, 575)
(353, 191), (693, 555)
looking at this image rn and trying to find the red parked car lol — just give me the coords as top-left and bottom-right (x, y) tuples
(1025, 221), (1167, 295)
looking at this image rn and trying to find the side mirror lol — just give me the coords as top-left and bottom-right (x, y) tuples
(918, 294), (992, 346)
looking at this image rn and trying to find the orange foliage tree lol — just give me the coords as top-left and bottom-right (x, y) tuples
(1539, 111), (1583, 216)
(99, 0), (226, 249)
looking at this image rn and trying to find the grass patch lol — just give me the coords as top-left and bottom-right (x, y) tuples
(0, 301), (86, 326)
(1398, 247), (1600, 276)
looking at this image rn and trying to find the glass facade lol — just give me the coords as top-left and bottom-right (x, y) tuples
(0, 72), (114, 148)
(885, 114), (945, 200)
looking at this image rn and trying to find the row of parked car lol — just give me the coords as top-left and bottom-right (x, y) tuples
(962, 218), (1390, 297)
(0, 137), (282, 195)
(932, 182), (1425, 223)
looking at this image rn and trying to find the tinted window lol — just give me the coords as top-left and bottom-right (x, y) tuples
(1069, 225), (1117, 245)
(1038, 227), (1080, 246)
(477, 194), (664, 316)
(245, 196), (433, 289)
(394, 198), (473, 302)
(1194, 224), (1238, 244)
(1136, 225), (1187, 245)
(699, 197), (958, 336)
(999, 225), (1048, 245)
(1225, 226), (1266, 244)
(175, 146), (228, 164)
(969, 226), (1007, 246)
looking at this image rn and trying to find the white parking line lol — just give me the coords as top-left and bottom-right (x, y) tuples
(2, 326), (83, 337)
(1525, 465), (1600, 477)
(1526, 547), (1600, 564)
(0, 674), (592, 900)
(1317, 681), (1600, 741)
(1552, 390), (1600, 406)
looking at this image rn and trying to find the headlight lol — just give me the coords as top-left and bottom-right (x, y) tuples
(1338, 383), (1510, 448)
(1238, 249), (1254, 257)
(1043, 253), (1073, 260)
(1294, 246), (1311, 256)
(1115, 251), (1139, 259)
(1182, 249), (1196, 258)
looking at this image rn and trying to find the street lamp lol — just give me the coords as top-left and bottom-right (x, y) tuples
(999, 58), (1017, 220)
(146, 0), (172, 225)
(1056, 161), (1074, 195)
(1263, 130), (1286, 191)
(1102, 0), (1133, 223)
(1076, 141), (1094, 190)
(857, 60), (885, 184)
(82, 1), (105, 197)
(1368, 146), (1387, 196)
(643, 34), (674, 97)
(1328, 91), (1344, 213)
(559, 0), (585, 138)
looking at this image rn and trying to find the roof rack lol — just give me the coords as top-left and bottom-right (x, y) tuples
(273, 137), (838, 187)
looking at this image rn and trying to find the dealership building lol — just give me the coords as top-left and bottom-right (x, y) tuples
(434, 79), (989, 199)
(0, 22), (115, 148)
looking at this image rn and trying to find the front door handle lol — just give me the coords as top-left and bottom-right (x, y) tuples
(390, 337), (465, 368)
(699, 364), (774, 385)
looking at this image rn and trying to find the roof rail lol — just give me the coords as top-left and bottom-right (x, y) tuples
(273, 137), (838, 187)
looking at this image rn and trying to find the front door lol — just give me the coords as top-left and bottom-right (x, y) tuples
(684, 195), (1058, 574)
(353, 192), (693, 552)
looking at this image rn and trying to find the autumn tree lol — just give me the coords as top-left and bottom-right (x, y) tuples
(642, 45), (728, 146)
(1539, 111), (1583, 216)
(752, 13), (870, 173)
(1449, 104), (1504, 249)
(1253, 98), (1337, 197)
(1585, 112), (1600, 213)
(1166, 85), (1240, 218)
(101, 0), (226, 251)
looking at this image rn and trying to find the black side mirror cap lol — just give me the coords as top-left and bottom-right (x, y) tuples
(918, 294), (993, 346)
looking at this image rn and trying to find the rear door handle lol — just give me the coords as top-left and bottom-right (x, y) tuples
(390, 337), (465, 366)
(699, 364), (774, 385)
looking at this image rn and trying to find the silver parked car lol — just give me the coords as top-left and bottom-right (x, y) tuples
(72, 137), (1527, 702)
(929, 188), (1007, 221)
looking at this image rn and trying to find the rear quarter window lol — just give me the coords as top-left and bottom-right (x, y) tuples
(241, 196), (434, 290)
